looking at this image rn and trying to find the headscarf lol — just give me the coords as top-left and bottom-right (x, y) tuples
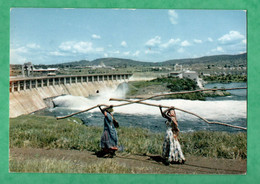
(106, 107), (114, 113)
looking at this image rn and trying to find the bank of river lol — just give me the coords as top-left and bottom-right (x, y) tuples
(204, 82), (247, 101)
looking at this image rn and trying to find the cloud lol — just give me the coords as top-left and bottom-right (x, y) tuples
(160, 38), (180, 48)
(10, 43), (42, 64)
(59, 41), (74, 51)
(28, 44), (40, 49)
(121, 41), (127, 47)
(133, 50), (140, 56)
(110, 50), (120, 54)
(49, 51), (67, 56)
(123, 51), (130, 56)
(177, 48), (184, 53)
(92, 34), (101, 39)
(13, 47), (28, 53)
(208, 37), (213, 42)
(12, 43), (41, 54)
(26, 43), (40, 49)
(216, 31), (246, 54)
(211, 46), (224, 52)
(107, 50), (120, 57)
(145, 36), (161, 47)
(95, 47), (104, 52)
(145, 49), (160, 54)
(193, 39), (202, 44)
(10, 49), (27, 64)
(168, 10), (178, 24)
(104, 53), (108, 57)
(59, 41), (103, 54)
(218, 31), (245, 44)
(181, 40), (191, 47)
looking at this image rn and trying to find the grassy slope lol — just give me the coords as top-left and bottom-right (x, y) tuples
(10, 115), (247, 160)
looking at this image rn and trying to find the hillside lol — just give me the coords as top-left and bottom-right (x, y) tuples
(162, 53), (247, 66)
(48, 59), (91, 67)
(48, 53), (247, 67)
(91, 57), (152, 67)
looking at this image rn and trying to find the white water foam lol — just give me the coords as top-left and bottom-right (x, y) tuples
(53, 88), (246, 122)
(53, 84), (128, 110)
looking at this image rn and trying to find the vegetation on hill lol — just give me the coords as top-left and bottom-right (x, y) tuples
(10, 53), (247, 77)
(203, 74), (247, 83)
(126, 77), (230, 100)
(91, 58), (151, 67)
(44, 53), (246, 68)
(152, 77), (197, 91)
(163, 53), (246, 66)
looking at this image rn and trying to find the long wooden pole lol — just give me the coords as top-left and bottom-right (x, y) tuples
(56, 104), (108, 120)
(110, 98), (247, 130)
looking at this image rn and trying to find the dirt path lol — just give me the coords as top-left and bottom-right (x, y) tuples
(10, 147), (247, 174)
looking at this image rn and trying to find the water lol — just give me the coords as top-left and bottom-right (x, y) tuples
(204, 82), (247, 101)
(35, 82), (247, 133)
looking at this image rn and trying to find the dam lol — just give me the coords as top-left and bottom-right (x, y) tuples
(9, 73), (132, 118)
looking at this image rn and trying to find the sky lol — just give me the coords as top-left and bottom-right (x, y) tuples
(10, 8), (247, 65)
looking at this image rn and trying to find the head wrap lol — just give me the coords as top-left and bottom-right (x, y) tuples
(106, 107), (114, 113)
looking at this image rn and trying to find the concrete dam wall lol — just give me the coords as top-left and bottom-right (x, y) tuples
(9, 74), (131, 118)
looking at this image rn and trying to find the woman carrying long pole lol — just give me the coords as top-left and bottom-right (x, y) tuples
(98, 105), (119, 158)
(159, 105), (185, 165)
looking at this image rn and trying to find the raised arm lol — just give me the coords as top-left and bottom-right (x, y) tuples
(159, 105), (171, 120)
(169, 107), (177, 120)
(98, 105), (106, 116)
(99, 105), (113, 116)
(159, 105), (166, 118)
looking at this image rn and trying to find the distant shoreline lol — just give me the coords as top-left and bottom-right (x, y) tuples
(124, 78), (232, 100)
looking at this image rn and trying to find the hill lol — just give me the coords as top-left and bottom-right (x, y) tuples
(162, 53), (247, 66)
(91, 57), (152, 67)
(48, 59), (91, 67)
(47, 53), (247, 68)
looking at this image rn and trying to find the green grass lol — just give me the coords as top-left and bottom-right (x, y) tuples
(9, 157), (145, 173)
(180, 131), (247, 159)
(10, 115), (247, 160)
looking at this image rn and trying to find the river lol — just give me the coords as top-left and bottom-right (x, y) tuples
(34, 82), (247, 133)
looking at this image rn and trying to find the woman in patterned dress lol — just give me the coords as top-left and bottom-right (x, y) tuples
(98, 105), (118, 157)
(159, 105), (185, 165)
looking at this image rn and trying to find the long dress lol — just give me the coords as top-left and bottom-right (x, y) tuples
(100, 112), (118, 149)
(162, 120), (185, 163)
